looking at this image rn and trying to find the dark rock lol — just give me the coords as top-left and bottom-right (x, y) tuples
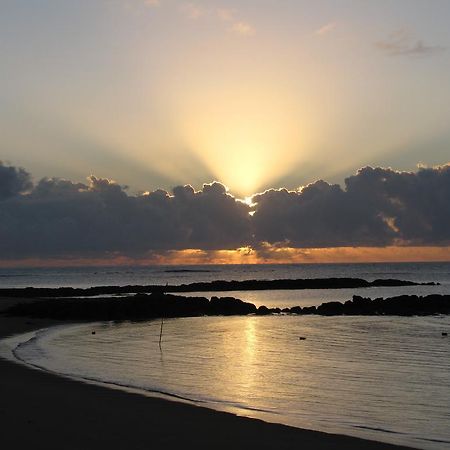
(256, 305), (271, 315)
(314, 294), (450, 317)
(209, 296), (257, 316)
(317, 301), (345, 316)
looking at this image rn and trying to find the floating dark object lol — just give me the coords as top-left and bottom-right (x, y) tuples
(299, 337), (306, 340)
(442, 332), (448, 337)
(91, 331), (96, 335)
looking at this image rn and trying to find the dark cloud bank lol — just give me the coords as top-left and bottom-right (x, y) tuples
(0, 162), (449, 259)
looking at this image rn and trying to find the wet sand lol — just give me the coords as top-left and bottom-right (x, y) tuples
(0, 299), (414, 450)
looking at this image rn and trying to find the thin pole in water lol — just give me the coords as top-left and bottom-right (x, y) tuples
(159, 317), (164, 348)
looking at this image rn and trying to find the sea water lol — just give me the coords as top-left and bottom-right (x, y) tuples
(1, 262), (450, 308)
(2, 262), (450, 289)
(2, 262), (450, 449)
(8, 315), (450, 450)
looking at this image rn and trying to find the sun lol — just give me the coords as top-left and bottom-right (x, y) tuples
(177, 79), (313, 197)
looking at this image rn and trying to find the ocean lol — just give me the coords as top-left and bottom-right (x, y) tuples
(2, 261), (450, 308)
(1, 262), (450, 449)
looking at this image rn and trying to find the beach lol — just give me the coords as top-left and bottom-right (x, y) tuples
(0, 298), (415, 450)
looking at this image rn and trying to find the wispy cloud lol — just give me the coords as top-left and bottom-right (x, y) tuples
(217, 8), (236, 22)
(216, 7), (255, 36)
(179, 2), (206, 20)
(136, 1), (255, 37)
(315, 21), (337, 36)
(376, 29), (445, 57)
(178, 2), (255, 36)
(231, 21), (256, 37)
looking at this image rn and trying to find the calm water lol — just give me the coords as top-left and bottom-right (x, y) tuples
(2, 262), (450, 448)
(1, 262), (450, 308)
(6, 315), (450, 450)
(1, 262), (450, 288)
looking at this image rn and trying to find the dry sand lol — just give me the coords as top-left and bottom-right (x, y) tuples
(0, 298), (414, 450)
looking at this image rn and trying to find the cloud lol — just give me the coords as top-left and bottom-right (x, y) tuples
(176, 2), (254, 36)
(217, 8), (236, 22)
(0, 167), (251, 258)
(315, 22), (337, 36)
(216, 8), (256, 36)
(376, 29), (445, 57)
(231, 21), (255, 37)
(1, 163), (449, 260)
(251, 179), (396, 248)
(179, 2), (206, 20)
(252, 165), (450, 247)
(0, 161), (32, 200)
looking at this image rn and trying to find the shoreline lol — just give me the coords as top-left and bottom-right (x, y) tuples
(0, 299), (415, 450)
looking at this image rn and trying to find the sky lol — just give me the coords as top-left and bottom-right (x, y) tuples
(1, 1), (450, 264)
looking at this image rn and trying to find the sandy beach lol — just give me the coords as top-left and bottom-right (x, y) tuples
(0, 299), (414, 450)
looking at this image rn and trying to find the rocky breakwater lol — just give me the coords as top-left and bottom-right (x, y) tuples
(3, 293), (258, 321)
(283, 294), (450, 316)
(0, 277), (438, 298)
(4, 293), (450, 320)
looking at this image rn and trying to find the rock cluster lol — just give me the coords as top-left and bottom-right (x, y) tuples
(279, 294), (450, 316)
(4, 293), (450, 320)
(4, 293), (257, 320)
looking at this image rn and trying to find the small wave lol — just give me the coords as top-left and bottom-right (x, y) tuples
(11, 326), (69, 366)
(417, 436), (450, 444)
(72, 377), (277, 417)
(164, 269), (215, 273)
(0, 274), (30, 278)
(8, 325), (276, 419)
(353, 425), (404, 435)
(208, 401), (277, 415)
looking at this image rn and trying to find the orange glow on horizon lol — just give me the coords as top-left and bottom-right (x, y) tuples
(1, 246), (449, 268)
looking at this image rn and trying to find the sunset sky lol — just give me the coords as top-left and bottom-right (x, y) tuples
(1, 1), (450, 265)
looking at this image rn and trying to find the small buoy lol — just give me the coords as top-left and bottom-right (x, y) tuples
(299, 337), (306, 341)
(442, 332), (448, 337)
(92, 331), (96, 335)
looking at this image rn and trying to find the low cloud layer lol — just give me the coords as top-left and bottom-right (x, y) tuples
(0, 163), (32, 200)
(253, 166), (450, 248)
(0, 162), (449, 260)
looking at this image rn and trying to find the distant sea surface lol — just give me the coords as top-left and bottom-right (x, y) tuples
(1, 262), (450, 307)
(2, 262), (450, 449)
